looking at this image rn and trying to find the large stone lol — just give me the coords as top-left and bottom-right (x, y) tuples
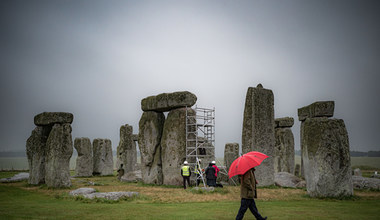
(241, 84), (275, 186)
(141, 91), (197, 112)
(274, 172), (304, 188)
(138, 111), (165, 184)
(93, 139), (113, 176)
(26, 126), (51, 185)
(301, 117), (353, 197)
(274, 127), (295, 174)
(297, 101), (334, 121)
(275, 117), (294, 128)
(74, 137), (93, 177)
(45, 123), (73, 188)
(161, 107), (195, 186)
(69, 187), (97, 196)
(352, 176), (380, 190)
(83, 192), (139, 200)
(34, 112), (73, 126)
(224, 143), (239, 185)
(116, 124), (138, 181)
(0, 173), (29, 183)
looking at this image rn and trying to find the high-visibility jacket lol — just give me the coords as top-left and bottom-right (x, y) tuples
(194, 164), (201, 174)
(181, 165), (190, 176)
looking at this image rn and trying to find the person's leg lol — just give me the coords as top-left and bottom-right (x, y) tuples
(236, 198), (249, 220)
(247, 199), (265, 220)
(186, 176), (191, 187)
(183, 177), (186, 189)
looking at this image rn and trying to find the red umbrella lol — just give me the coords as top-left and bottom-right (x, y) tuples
(228, 151), (268, 178)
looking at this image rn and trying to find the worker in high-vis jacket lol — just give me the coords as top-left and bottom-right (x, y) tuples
(181, 161), (191, 189)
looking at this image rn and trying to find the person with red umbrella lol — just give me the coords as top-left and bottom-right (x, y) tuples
(229, 151), (268, 220)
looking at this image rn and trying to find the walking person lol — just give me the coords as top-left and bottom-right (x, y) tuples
(205, 162), (216, 187)
(236, 168), (267, 220)
(181, 161), (191, 189)
(211, 160), (220, 178)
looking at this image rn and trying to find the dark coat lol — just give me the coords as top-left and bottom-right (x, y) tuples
(205, 165), (216, 180)
(240, 169), (257, 199)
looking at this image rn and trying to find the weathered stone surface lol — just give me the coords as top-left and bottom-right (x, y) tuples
(191, 187), (215, 192)
(274, 172), (304, 188)
(161, 107), (195, 186)
(224, 143), (239, 185)
(45, 123), (73, 188)
(116, 124), (138, 181)
(93, 139), (113, 176)
(0, 172), (29, 183)
(275, 117), (294, 128)
(301, 117), (353, 197)
(353, 168), (362, 176)
(141, 91), (197, 112)
(69, 187), (96, 196)
(352, 176), (380, 190)
(26, 126), (50, 185)
(132, 134), (139, 142)
(297, 101), (334, 121)
(274, 127), (295, 174)
(34, 112), (73, 126)
(241, 84), (275, 186)
(69, 188), (139, 200)
(74, 137), (93, 177)
(138, 111), (165, 184)
(83, 192), (139, 200)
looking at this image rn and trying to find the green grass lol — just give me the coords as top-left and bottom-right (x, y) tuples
(0, 184), (379, 219)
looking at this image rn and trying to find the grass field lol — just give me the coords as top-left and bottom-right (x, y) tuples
(1, 173), (380, 219)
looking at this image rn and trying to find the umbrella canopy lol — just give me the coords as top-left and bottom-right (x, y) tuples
(228, 151), (268, 178)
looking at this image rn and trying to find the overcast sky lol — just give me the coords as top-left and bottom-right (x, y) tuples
(1, 0), (379, 157)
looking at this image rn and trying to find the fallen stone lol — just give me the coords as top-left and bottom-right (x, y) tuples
(274, 172), (303, 188)
(295, 180), (306, 188)
(0, 173), (29, 183)
(69, 187), (97, 196)
(34, 112), (74, 126)
(352, 176), (380, 190)
(297, 101), (334, 121)
(83, 192), (139, 200)
(141, 91), (197, 112)
(192, 187), (215, 192)
(275, 117), (294, 128)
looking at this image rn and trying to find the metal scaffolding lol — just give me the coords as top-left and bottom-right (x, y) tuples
(186, 106), (215, 187)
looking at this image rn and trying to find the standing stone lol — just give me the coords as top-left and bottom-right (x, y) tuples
(74, 137), (93, 177)
(26, 126), (51, 185)
(224, 143), (239, 185)
(138, 111), (165, 184)
(141, 91), (197, 112)
(117, 124), (138, 181)
(294, 164), (301, 177)
(274, 117), (295, 174)
(301, 117), (353, 197)
(93, 139), (113, 176)
(161, 107), (195, 186)
(45, 123), (73, 188)
(241, 84), (275, 186)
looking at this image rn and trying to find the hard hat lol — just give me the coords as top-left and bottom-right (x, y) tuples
(211, 161), (216, 164)
(184, 161), (188, 165)
(198, 159), (202, 162)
